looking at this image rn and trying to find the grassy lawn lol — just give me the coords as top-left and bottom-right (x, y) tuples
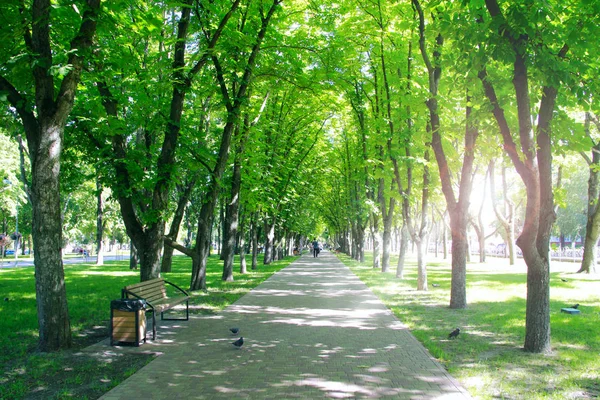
(0, 254), (294, 399)
(337, 252), (600, 400)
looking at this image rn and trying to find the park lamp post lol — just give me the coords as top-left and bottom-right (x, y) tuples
(2, 178), (18, 265)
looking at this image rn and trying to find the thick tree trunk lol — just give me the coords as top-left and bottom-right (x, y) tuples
(32, 121), (72, 351)
(522, 244), (551, 353)
(96, 177), (104, 266)
(134, 225), (165, 282)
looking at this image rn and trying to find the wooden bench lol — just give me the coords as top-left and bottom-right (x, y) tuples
(122, 278), (189, 340)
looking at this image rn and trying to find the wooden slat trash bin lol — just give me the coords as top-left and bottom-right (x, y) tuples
(110, 299), (147, 346)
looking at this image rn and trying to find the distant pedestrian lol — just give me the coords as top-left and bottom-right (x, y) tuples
(312, 239), (320, 258)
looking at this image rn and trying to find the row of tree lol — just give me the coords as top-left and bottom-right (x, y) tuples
(0, 0), (337, 352)
(1, 0), (599, 357)
(315, 0), (599, 355)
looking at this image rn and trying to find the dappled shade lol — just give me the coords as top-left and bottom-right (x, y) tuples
(99, 252), (469, 399)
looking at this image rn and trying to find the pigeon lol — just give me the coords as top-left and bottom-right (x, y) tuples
(571, 304), (579, 309)
(232, 337), (244, 348)
(432, 284), (440, 287)
(448, 328), (460, 339)
(561, 278), (568, 282)
(229, 327), (240, 335)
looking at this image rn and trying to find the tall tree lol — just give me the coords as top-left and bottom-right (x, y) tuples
(413, 0), (478, 309)
(166, 0), (281, 290)
(0, 0), (101, 351)
(477, 0), (570, 352)
(91, 0), (240, 281)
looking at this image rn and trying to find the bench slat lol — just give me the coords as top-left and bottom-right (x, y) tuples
(124, 278), (165, 291)
(125, 286), (166, 300)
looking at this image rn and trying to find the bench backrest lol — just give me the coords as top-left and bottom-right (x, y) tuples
(124, 278), (168, 303)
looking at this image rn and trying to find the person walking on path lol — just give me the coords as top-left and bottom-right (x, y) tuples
(312, 239), (320, 257)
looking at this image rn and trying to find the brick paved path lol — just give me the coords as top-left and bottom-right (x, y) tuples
(100, 251), (471, 399)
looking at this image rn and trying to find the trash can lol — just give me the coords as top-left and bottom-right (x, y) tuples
(110, 299), (147, 346)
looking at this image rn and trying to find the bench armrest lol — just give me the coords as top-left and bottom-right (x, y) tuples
(163, 280), (190, 297)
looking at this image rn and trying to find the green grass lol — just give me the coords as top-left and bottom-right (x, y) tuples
(337, 252), (600, 399)
(0, 254), (294, 399)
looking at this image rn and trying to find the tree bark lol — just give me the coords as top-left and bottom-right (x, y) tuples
(223, 116), (251, 280)
(239, 224), (247, 274)
(251, 214), (259, 270)
(396, 222), (409, 278)
(96, 176), (104, 266)
(381, 197), (395, 273)
(130, 242), (138, 270)
(263, 219), (275, 265)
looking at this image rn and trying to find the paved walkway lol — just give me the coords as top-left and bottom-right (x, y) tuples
(97, 251), (471, 399)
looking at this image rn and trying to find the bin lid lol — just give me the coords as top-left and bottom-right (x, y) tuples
(111, 298), (147, 311)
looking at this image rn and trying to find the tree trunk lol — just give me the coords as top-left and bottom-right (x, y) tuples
(522, 244), (551, 353)
(579, 114), (600, 274)
(239, 228), (247, 274)
(416, 239), (427, 290)
(96, 177), (104, 266)
(381, 199), (394, 273)
(130, 242), (138, 270)
(32, 121), (72, 351)
(371, 215), (381, 269)
(580, 235), (598, 274)
(251, 213), (259, 270)
(190, 182), (219, 290)
(449, 209), (468, 308)
(263, 220), (275, 265)
(396, 222), (409, 278)
(162, 179), (195, 273)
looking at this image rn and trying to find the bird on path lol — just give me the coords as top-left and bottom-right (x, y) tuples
(432, 283), (440, 287)
(571, 304), (580, 309)
(232, 337), (244, 348)
(229, 327), (239, 335)
(561, 278), (568, 282)
(448, 328), (460, 339)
